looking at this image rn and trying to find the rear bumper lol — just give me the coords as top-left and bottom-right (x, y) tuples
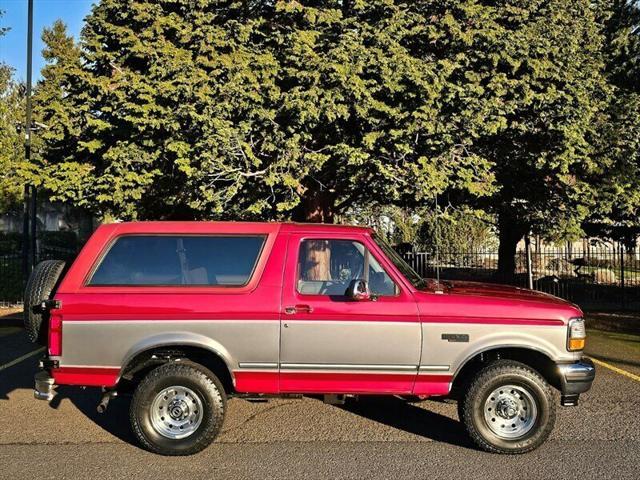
(557, 358), (595, 405)
(34, 370), (56, 401)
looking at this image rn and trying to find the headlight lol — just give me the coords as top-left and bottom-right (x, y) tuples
(567, 317), (586, 351)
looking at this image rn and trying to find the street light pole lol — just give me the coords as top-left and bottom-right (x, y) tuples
(24, 0), (37, 272)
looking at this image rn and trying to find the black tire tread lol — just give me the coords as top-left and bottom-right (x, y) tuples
(23, 259), (66, 344)
(130, 362), (226, 456)
(460, 360), (556, 454)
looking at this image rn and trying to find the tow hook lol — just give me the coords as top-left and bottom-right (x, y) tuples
(97, 390), (118, 413)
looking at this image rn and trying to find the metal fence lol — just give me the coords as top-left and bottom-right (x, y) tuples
(0, 244), (78, 307)
(402, 244), (640, 311)
(1, 236), (638, 311)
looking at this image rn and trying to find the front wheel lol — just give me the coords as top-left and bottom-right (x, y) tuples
(130, 362), (226, 455)
(460, 360), (556, 454)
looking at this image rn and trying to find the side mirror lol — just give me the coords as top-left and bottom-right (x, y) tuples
(347, 279), (371, 301)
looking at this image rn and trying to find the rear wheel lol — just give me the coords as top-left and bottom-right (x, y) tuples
(130, 362), (226, 456)
(23, 260), (66, 344)
(460, 360), (555, 454)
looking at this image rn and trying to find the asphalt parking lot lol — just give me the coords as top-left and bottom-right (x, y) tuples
(1, 315), (639, 480)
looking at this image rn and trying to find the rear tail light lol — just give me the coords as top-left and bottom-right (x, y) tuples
(49, 314), (63, 356)
(567, 318), (586, 351)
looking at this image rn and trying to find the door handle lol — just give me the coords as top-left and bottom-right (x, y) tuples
(284, 304), (313, 314)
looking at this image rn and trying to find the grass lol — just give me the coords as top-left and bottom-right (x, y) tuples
(584, 311), (640, 335)
(586, 327), (640, 368)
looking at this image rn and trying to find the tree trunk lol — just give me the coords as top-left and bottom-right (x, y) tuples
(497, 213), (528, 281)
(301, 239), (332, 281)
(295, 188), (335, 224)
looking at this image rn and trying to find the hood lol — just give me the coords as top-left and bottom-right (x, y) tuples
(424, 279), (568, 303)
(416, 278), (582, 321)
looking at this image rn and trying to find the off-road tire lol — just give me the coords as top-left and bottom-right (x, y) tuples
(23, 260), (66, 344)
(460, 360), (556, 454)
(130, 362), (226, 456)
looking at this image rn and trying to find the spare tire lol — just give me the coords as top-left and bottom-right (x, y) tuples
(23, 260), (66, 345)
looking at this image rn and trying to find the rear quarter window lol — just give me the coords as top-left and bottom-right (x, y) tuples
(88, 235), (265, 286)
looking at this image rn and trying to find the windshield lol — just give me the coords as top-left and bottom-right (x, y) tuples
(373, 233), (426, 289)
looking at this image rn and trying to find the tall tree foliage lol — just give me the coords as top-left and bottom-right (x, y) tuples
(31, 1), (630, 277)
(36, 0), (496, 221)
(586, 0), (640, 246)
(31, 20), (85, 198)
(0, 65), (25, 213)
(0, 11), (25, 213)
(447, 0), (610, 275)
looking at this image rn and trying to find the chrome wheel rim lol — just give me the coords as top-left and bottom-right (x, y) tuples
(150, 386), (204, 439)
(483, 384), (538, 439)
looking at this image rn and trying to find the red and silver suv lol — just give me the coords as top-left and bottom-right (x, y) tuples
(25, 221), (594, 455)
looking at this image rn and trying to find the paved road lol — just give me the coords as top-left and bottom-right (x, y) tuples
(0, 326), (638, 479)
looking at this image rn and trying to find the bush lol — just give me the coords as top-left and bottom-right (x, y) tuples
(416, 210), (497, 254)
(0, 255), (23, 303)
(0, 230), (79, 303)
(0, 233), (23, 256)
(39, 230), (78, 250)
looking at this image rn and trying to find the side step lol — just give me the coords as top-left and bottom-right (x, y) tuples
(234, 393), (303, 402)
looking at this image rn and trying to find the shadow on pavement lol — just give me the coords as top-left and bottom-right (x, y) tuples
(0, 329), (138, 447)
(0, 310), (23, 328)
(338, 395), (474, 450)
(49, 386), (137, 445)
(3, 327), (471, 451)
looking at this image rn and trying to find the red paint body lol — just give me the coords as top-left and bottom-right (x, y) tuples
(49, 222), (582, 395)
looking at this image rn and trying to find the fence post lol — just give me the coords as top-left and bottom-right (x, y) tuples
(525, 234), (534, 290)
(620, 242), (625, 309)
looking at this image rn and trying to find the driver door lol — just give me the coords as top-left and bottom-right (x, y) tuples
(279, 233), (421, 394)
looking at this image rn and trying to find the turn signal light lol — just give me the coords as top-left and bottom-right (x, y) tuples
(568, 338), (585, 351)
(567, 318), (586, 351)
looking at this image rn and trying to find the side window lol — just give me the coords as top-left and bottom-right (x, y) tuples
(297, 239), (397, 296)
(89, 235), (265, 286)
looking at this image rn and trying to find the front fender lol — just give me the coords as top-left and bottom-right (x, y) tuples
(420, 322), (578, 378)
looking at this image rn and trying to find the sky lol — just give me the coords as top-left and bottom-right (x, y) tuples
(0, 0), (94, 81)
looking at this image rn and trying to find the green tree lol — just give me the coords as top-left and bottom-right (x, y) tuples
(585, 1), (640, 247)
(0, 65), (25, 213)
(36, 0), (495, 221)
(446, 0), (611, 276)
(30, 20), (84, 195)
(0, 10), (25, 214)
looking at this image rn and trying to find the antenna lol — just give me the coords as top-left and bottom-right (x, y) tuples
(435, 194), (440, 284)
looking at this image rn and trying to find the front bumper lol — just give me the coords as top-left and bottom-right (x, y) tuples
(557, 358), (595, 406)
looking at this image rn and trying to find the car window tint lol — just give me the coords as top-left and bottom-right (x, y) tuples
(89, 235), (265, 286)
(297, 239), (397, 296)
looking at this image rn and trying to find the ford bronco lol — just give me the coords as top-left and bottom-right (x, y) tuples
(25, 221), (594, 455)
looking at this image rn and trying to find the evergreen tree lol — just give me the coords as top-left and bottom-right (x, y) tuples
(36, 0), (496, 221)
(586, 0), (640, 247)
(0, 64), (25, 213)
(445, 0), (610, 275)
(0, 11), (26, 214)
(32, 0), (625, 277)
